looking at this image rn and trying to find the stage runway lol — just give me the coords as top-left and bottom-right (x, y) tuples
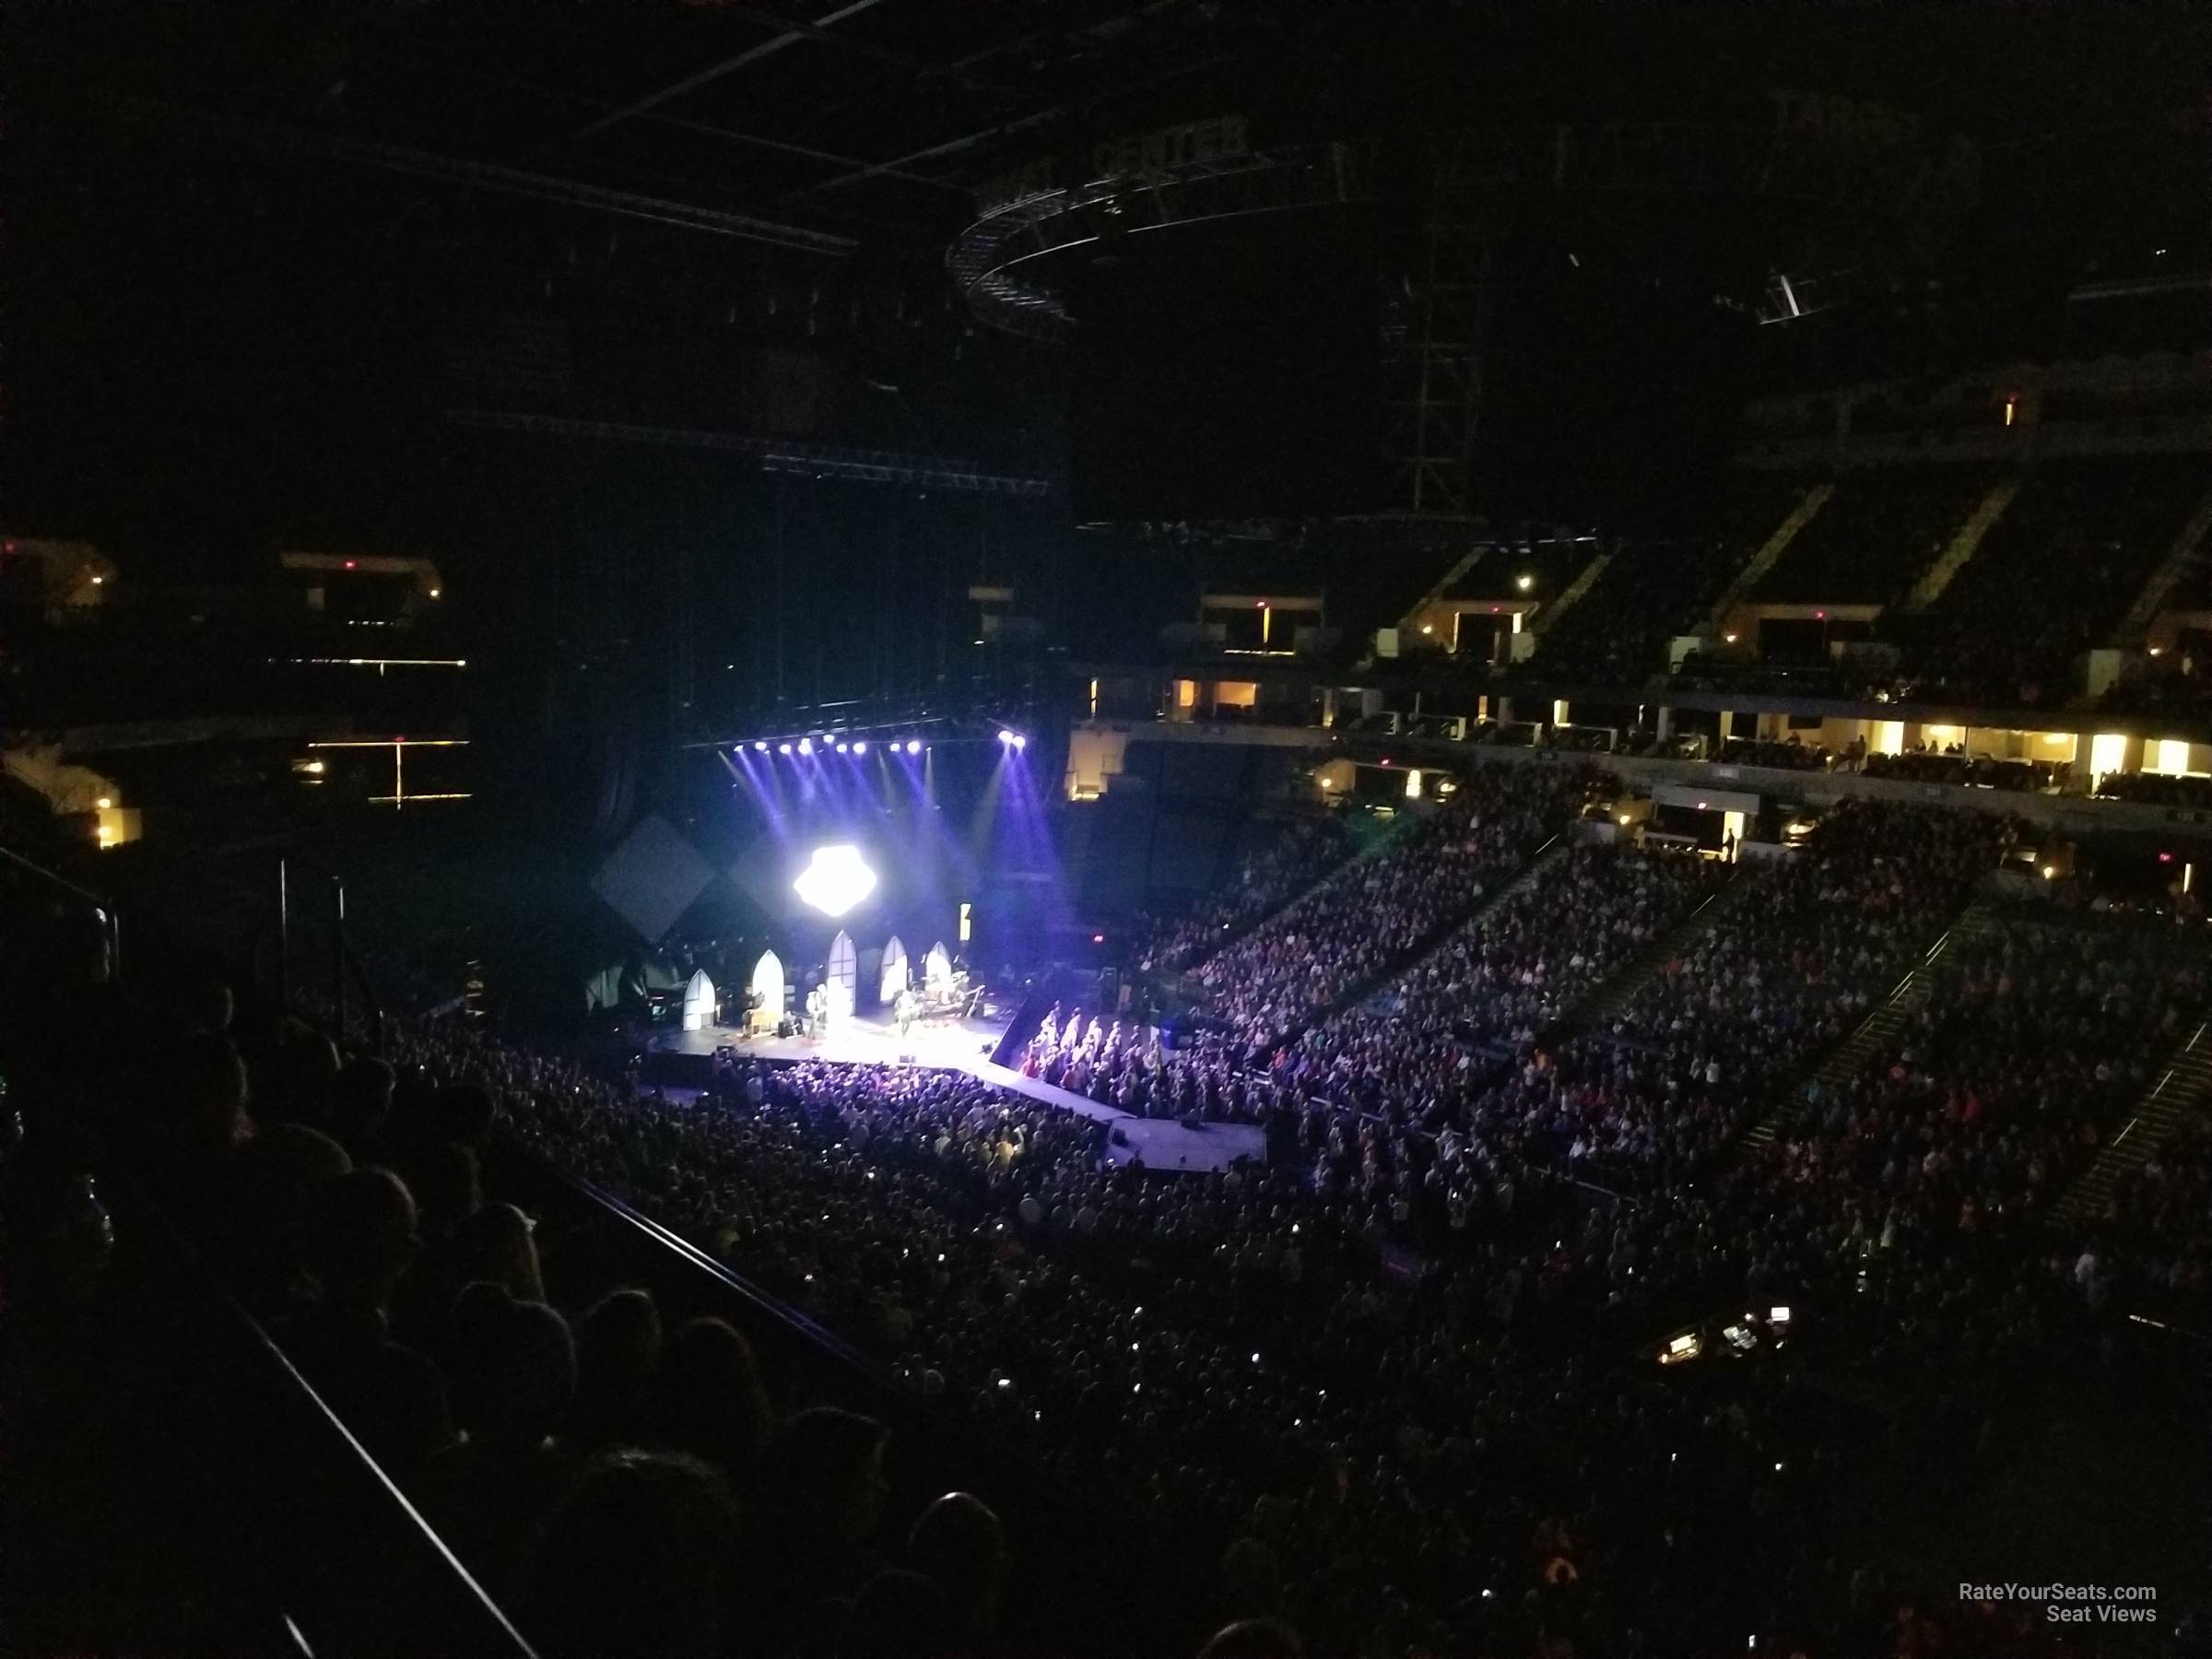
(647, 1012), (1267, 1174)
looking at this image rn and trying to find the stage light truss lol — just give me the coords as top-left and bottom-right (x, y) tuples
(687, 708), (1029, 753)
(952, 118), (1970, 347)
(947, 141), (1378, 341)
(444, 410), (1051, 496)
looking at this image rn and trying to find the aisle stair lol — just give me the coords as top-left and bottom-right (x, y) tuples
(1566, 863), (1756, 1037)
(1736, 904), (1996, 1154)
(1278, 833), (1567, 1044)
(2060, 1015), (2212, 1223)
(1899, 476), (2021, 614)
(1396, 547), (1488, 631)
(2107, 476), (2212, 645)
(1528, 548), (1612, 638)
(1177, 817), (1369, 978)
(1694, 482), (1833, 636)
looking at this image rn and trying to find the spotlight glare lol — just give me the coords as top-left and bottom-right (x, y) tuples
(998, 729), (1015, 745)
(906, 739), (923, 755)
(778, 742), (792, 755)
(852, 740), (866, 755)
(754, 741), (768, 752)
(797, 737), (814, 756)
(793, 844), (878, 918)
(836, 741), (850, 754)
(1014, 735), (1027, 750)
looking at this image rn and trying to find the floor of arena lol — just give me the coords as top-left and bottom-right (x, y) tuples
(648, 1011), (1266, 1173)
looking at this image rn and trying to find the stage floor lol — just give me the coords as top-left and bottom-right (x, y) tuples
(647, 1013), (1266, 1173)
(650, 1010), (1007, 1069)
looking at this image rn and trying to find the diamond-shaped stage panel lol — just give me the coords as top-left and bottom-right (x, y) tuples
(593, 815), (714, 944)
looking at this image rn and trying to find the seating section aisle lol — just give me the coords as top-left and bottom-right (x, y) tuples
(1535, 473), (1814, 683)
(1135, 811), (1359, 976)
(1890, 454), (2208, 705)
(1754, 466), (1997, 605)
(1188, 764), (1592, 1045)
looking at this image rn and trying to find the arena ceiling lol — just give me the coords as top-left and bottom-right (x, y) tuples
(20, 0), (2208, 284)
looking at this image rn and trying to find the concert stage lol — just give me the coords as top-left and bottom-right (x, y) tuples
(650, 1010), (1006, 1070)
(645, 1011), (1266, 1174)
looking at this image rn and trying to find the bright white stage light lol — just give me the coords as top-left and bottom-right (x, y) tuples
(797, 737), (814, 756)
(997, 729), (1016, 745)
(836, 740), (850, 754)
(852, 740), (867, 755)
(906, 739), (923, 755)
(754, 741), (768, 752)
(793, 845), (877, 917)
(778, 742), (792, 755)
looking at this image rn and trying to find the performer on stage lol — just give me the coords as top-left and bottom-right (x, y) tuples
(895, 985), (917, 1039)
(806, 982), (827, 1039)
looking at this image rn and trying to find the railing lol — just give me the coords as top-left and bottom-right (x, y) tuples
(0, 837), (121, 974)
(0, 839), (524, 1656)
(272, 854), (386, 1057)
(131, 1195), (541, 1659)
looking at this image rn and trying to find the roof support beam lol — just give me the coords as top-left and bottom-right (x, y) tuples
(572, 0), (897, 139)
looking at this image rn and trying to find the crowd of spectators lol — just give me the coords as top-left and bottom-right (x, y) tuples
(1270, 844), (1723, 1130)
(2093, 768), (2212, 810)
(1188, 765), (1592, 1046)
(1892, 455), (2208, 707)
(0, 965), (1046, 1659)
(1755, 466), (2001, 606)
(1133, 814), (1357, 977)
(1533, 475), (1816, 685)
(12, 776), (2212, 1657)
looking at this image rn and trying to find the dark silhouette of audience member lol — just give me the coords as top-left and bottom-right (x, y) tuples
(426, 1282), (579, 1599)
(1200, 1618), (1305, 1659)
(568, 1288), (664, 1457)
(906, 1491), (1006, 1648)
(287, 1166), (449, 1470)
(653, 1315), (775, 1483)
(514, 1449), (745, 1659)
(839, 1568), (961, 1659)
(330, 1056), (395, 1162)
(759, 1406), (893, 1631)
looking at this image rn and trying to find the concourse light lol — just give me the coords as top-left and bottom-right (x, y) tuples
(1517, 574), (1534, 592)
